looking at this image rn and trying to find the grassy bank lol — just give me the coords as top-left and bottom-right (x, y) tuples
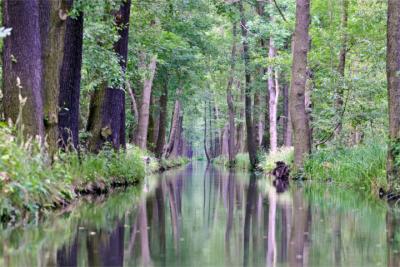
(303, 141), (387, 196)
(0, 126), (188, 222)
(213, 147), (294, 172)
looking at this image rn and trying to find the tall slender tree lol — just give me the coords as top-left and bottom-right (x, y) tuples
(335, 0), (349, 137)
(268, 0), (279, 152)
(290, 0), (311, 169)
(227, 23), (237, 164)
(2, 0), (44, 139)
(135, 54), (157, 149)
(387, 0), (400, 193)
(239, 0), (258, 168)
(155, 76), (169, 159)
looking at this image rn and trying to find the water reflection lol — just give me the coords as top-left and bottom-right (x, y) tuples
(0, 162), (393, 266)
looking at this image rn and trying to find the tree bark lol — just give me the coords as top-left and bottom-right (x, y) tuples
(204, 101), (211, 162)
(58, 10), (83, 149)
(236, 81), (245, 154)
(87, 0), (131, 152)
(289, 0), (311, 169)
(239, 0), (258, 169)
(165, 94), (181, 158)
(335, 0), (348, 137)
(40, 0), (70, 156)
(135, 55), (157, 150)
(268, 37), (279, 152)
(387, 0), (400, 191)
(155, 79), (168, 159)
(282, 82), (292, 146)
(227, 23), (237, 164)
(2, 0), (44, 139)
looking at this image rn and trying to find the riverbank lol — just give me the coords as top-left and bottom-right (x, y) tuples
(212, 141), (386, 198)
(0, 126), (189, 223)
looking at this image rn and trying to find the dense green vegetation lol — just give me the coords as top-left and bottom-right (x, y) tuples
(1, 0), (400, 222)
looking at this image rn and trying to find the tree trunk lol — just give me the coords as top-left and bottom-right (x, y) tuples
(155, 80), (168, 159)
(282, 82), (292, 146)
(387, 0), (400, 191)
(204, 102), (211, 162)
(165, 95), (181, 158)
(236, 81), (245, 154)
(227, 23), (237, 163)
(289, 0), (311, 169)
(335, 0), (348, 137)
(58, 10), (83, 149)
(253, 92), (263, 148)
(87, 0), (131, 152)
(146, 94), (156, 152)
(239, 0), (258, 169)
(2, 0), (44, 139)
(40, 0), (70, 156)
(135, 55), (157, 150)
(268, 36), (279, 152)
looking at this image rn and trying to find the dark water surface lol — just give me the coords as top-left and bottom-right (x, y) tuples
(0, 162), (398, 266)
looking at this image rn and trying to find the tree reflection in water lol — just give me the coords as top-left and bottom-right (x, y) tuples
(0, 162), (393, 267)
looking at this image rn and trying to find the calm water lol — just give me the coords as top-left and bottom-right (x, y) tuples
(0, 162), (399, 267)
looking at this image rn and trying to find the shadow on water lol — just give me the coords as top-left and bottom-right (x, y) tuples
(0, 162), (396, 266)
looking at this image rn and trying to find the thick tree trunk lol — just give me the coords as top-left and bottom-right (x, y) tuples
(387, 0), (400, 191)
(239, 0), (258, 169)
(170, 113), (183, 157)
(165, 96), (181, 158)
(2, 0), (44, 139)
(155, 81), (168, 159)
(58, 11), (83, 149)
(289, 0), (311, 169)
(87, 0), (131, 152)
(135, 55), (157, 149)
(268, 38), (279, 152)
(146, 94), (156, 152)
(335, 0), (348, 137)
(227, 23), (237, 163)
(40, 0), (70, 156)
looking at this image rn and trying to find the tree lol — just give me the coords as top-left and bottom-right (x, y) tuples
(227, 23), (237, 164)
(334, 0), (349, 137)
(239, 0), (258, 169)
(268, 0), (279, 152)
(87, 0), (131, 152)
(2, 0), (44, 139)
(134, 54), (157, 149)
(155, 76), (169, 158)
(290, 0), (311, 169)
(39, 0), (70, 156)
(58, 6), (84, 149)
(387, 0), (400, 193)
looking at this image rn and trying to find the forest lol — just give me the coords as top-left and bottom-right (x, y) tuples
(0, 0), (400, 265)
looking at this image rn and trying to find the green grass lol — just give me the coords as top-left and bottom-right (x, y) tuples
(303, 141), (387, 196)
(212, 153), (251, 170)
(0, 125), (189, 222)
(262, 146), (294, 172)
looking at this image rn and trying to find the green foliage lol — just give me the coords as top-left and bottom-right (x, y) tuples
(0, 124), (148, 222)
(303, 140), (387, 197)
(262, 147), (294, 173)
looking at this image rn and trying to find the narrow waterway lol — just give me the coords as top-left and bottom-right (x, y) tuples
(0, 162), (398, 266)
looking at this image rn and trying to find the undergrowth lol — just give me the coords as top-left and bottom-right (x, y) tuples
(0, 125), (188, 222)
(303, 141), (387, 196)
